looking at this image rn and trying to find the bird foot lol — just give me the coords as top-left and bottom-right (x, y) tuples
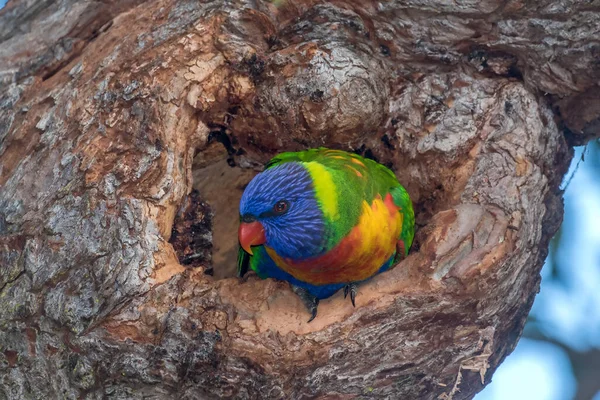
(343, 283), (357, 307)
(291, 285), (319, 322)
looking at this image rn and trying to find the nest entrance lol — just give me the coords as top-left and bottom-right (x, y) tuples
(172, 145), (256, 279)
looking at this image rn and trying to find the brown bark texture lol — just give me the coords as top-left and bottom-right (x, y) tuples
(0, 0), (598, 399)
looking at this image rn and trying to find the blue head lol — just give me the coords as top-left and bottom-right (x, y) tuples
(239, 162), (325, 259)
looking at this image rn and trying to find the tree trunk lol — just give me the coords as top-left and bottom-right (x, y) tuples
(0, 0), (598, 398)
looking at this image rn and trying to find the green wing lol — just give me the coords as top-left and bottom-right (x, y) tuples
(237, 245), (274, 279)
(390, 185), (415, 257)
(237, 246), (249, 277)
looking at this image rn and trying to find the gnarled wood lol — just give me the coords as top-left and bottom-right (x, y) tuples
(0, 0), (595, 398)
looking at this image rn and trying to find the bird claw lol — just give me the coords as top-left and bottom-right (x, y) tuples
(292, 285), (320, 322)
(343, 283), (357, 307)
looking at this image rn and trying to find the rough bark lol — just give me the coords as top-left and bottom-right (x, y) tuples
(0, 0), (597, 399)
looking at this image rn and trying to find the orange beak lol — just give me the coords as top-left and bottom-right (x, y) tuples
(238, 221), (266, 255)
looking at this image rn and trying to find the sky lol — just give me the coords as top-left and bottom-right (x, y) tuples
(477, 338), (576, 400)
(0, 1), (6, 9)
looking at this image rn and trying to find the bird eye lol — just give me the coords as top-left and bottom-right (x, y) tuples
(273, 200), (289, 214)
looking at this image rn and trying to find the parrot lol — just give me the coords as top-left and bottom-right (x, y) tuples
(237, 148), (415, 322)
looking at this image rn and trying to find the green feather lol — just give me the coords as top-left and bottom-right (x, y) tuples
(237, 246), (249, 277)
(390, 185), (415, 256)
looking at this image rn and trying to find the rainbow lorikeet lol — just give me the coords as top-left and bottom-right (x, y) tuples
(237, 148), (415, 321)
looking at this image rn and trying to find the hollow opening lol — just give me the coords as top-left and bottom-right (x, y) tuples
(171, 136), (449, 282)
(184, 141), (257, 279)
